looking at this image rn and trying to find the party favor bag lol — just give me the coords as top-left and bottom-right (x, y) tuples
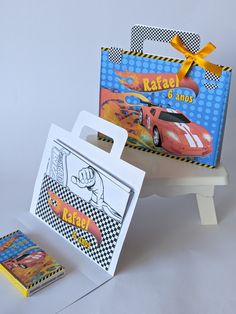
(0, 112), (145, 312)
(30, 111), (145, 276)
(99, 24), (232, 168)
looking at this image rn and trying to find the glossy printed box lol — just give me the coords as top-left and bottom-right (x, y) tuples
(99, 25), (232, 168)
(0, 230), (64, 297)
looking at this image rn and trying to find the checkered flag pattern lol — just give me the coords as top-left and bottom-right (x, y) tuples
(108, 47), (123, 64)
(204, 83), (218, 90)
(35, 175), (122, 271)
(130, 25), (200, 53)
(205, 70), (220, 81)
(204, 70), (220, 90)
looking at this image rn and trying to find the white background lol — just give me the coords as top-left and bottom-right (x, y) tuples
(0, 0), (236, 313)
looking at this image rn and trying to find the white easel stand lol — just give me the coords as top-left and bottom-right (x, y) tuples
(90, 137), (228, 225)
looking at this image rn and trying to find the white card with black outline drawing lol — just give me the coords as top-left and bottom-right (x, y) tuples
(30, 111), (145, 276)
(47, 140), (133, 222)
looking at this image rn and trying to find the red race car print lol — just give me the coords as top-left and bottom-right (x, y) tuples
(4, 251), (46, 270)
(139, 106), (213, 156)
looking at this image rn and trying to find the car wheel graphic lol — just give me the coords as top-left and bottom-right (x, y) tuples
(139, 109), (143, 125)
(153, 127), (161, 147)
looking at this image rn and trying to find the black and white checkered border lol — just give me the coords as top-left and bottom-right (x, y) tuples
(204, 83), (218, 90)
(108, 47), (123, 64)
(205, 70), (220, 81)
(130, 25), (200, 53)
(204, 70), (220, 90)
(35, 175), (122, 271)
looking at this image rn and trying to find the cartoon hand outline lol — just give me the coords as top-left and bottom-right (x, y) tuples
(71, 166), (122, 223)
(71, 166), (104, 208)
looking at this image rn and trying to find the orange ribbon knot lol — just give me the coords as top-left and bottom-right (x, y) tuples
(170, 35), (222, 81)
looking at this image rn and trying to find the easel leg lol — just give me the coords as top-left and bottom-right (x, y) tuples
(196, 188), (217, 225)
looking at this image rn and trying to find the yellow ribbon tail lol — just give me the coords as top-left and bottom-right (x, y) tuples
(196, 57), (222, 77)
(197, 42), (216, 57)
(177, 58), (193, 81)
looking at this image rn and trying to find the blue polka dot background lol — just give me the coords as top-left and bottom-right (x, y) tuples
(0, 231), (42, 263)
(100, 49), (232, 167)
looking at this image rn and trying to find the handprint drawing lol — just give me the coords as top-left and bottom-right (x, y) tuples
(71, 166), (122, 223)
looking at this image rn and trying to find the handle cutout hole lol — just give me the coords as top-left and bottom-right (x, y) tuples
(80, 126), (113, 154)
(144, 40), (183, 59)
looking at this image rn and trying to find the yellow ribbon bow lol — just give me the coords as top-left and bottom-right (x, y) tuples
(170, 35), (222, 81)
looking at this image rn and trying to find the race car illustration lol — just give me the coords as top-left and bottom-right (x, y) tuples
(139, 106), (213, 156)
(4, 251), (46, 270)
